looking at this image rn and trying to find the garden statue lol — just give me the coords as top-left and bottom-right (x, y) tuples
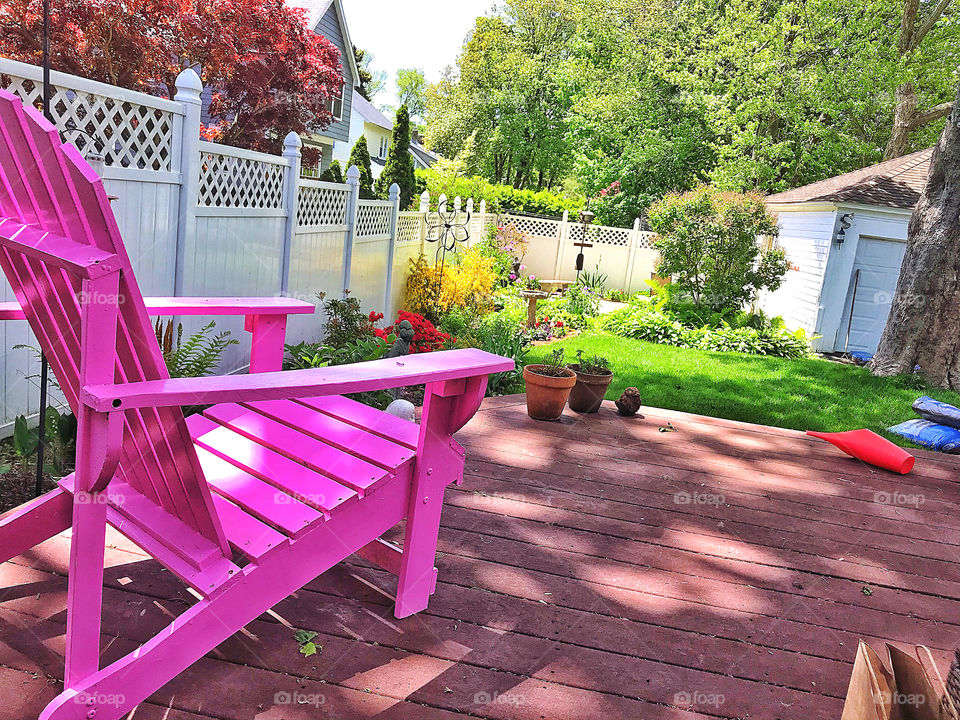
(385, 319), (415, 359)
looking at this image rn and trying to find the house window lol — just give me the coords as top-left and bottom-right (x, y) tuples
(325, 81), (343, 122)
(379, 136), (389, 158)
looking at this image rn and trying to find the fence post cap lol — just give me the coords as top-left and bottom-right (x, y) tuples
(283, 132), (302, 152)
(389, 183), (400, 200)
(562, 209), (569, 221)
(346, 165), (360, 182)
(174, 68), (203, 101)
(420, 190), (430, 201)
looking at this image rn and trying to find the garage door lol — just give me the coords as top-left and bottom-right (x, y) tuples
(842, 237), (907, 356)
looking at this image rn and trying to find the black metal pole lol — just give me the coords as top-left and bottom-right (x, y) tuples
(35, 0), (52, 497)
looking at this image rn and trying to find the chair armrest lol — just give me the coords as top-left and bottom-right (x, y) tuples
(145, 297), (316, 373)
(0, 296), (315, 321)
(0, 296), (315, 373)
(81, 348), (515, 412)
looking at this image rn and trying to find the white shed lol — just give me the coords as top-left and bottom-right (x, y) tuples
(760, 149), (931, 357)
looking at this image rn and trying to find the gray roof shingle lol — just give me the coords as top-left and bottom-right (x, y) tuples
(766, 148), (932, 209)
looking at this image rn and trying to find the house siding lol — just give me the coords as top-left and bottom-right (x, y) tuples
(314, 4), (353, 144)
(758, 209), (836, 340)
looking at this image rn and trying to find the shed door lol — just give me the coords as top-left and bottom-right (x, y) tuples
(842, 237), (907, 356)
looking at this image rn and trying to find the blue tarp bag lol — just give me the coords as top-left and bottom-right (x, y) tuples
(888, 419), (960, 454)
(912, 396), (960, 429)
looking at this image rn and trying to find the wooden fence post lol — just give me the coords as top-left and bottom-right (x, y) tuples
(624, 217), (641, 293)
(479, 199), (487, 242)
(343, 165), (360, 295)
(173, 68), (203, 297)
(384, 183), (401, 321)
(554, 209), (569, 280)
(280, 131), (302, 296)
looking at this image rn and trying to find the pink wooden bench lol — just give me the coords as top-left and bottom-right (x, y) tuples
(0, 90), (513, 720)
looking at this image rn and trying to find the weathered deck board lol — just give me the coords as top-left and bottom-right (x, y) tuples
(3, 396), (959, 719)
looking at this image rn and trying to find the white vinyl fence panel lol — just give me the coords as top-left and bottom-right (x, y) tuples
(489, 213), (658, 294)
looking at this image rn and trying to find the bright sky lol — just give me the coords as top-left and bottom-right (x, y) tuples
(341, 0), (494, 109)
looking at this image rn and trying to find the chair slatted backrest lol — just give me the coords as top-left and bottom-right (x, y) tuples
(0, 90), (228, 554)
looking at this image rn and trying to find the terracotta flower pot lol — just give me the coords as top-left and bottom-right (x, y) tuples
(567, 364), (614, 414)
(523, 365), (577, 420)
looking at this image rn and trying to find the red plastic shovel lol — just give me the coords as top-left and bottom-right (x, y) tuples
(807, 429), (916, 475)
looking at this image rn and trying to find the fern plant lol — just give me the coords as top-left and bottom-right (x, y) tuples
(155, 319), (238, 378)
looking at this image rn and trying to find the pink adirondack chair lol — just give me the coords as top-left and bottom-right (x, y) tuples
(0, 90), (513, 720)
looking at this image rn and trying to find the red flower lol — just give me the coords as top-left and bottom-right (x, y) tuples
(368, 311), (385, 323)
(381, 311), (451, 353)
(555, 320), (564, 328)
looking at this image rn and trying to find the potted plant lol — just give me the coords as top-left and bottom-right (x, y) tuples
(523, 348), (577, 420)
(567, 351), (614, 413)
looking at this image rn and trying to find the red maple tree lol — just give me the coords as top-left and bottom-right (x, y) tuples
(0, 0), (342, 154)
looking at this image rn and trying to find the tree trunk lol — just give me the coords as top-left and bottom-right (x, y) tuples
(885, 82), (918, 160)
(870, 84), (960, 389)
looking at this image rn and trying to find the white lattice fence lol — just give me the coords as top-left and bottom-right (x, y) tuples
(568, 223), (632, 247)
(298, 180), (350, 228)
(0, 57), (179, 171)
(501, 215), (562, 239)
(397, 212), (422, 244)
(197, 143), (286, 209)
(635, 232), (657, 249)
(356, 200), (392, 239)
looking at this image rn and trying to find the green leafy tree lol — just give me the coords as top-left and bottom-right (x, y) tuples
(395, 68), (428, 122)
(347, 137), (375, 199)
(649, 187), (787, 311)
(423, 0), (959, 217)
(425, 7), (574, 191)
(377, 105), (416, 207)
(353, 45), (386, 102)
(319, 159), (344, 183)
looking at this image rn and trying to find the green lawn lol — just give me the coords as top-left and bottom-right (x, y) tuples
(527, 331), (960, 445)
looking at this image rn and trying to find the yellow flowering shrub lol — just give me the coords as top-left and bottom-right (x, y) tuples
(403, 249), (496, 320)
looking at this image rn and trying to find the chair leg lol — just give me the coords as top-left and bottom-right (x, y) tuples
(64, 491), (107, 688)
(394, 473), (447, 618)
(0, 487), (72, 565)
(395, 386), (462, 619)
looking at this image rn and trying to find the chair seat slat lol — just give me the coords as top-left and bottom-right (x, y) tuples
(209, 494), (287, 562)
(186, 415), (358, 517)
(204, 404), (391, 496)
(296, 395), (421, 450)
(241, 399), (416, 471)
(194, 446), (322, 538)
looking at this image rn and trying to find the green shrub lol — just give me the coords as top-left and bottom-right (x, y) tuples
(597, 302), (810, 359)
(649, 186), (787, 311)
(347, 137), (375, 199)
(319, 160), (344, 184)
(376, 105), (417, 208)
(478, 313), (529, 395)
(415, 168), (583, 215)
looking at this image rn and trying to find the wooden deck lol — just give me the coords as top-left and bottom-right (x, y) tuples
(3, 395), (960, 719)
